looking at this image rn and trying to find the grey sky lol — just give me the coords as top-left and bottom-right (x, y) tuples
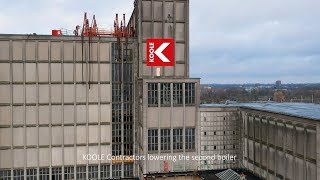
(1, 0), (319, 84)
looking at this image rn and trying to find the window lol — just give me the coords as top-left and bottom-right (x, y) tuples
(185, 128), (195, 150)
(76, 166), (86, 180)
(124, 124), (133, 143)
(214, 131), (216, 135)
(13, 169), (24, 180)
(0, 170), (11, 180)
(173, 129), (183, 150)
(123, 49), (132, 62)
(223, 131), (226, 135)
(112, 43), (121, 62)
(124, 143), (133, 156)
(161, 129), (171, 151)
(112, 124), (121, 143)
(204, 131), (207, 136)
(100, 164), (110, 179)
(112, 64), (121, 81)
(124, 164), (133, 177)
(64, 167), (74, 180)
(39, 168), (50, 180)
(123, 63), (133, 82)
(233, 131), (235, 135)
(112, 83), (121, 102)
(204, 145), (207, 150)
(148, 83), (158, 106)
(124, 123), (133, 155)
(173, 83), (183, 106)
(185, 83), (195, 105)
(160, 83), (171, 106)
(26, 168), (37, 180)
(112, 164), (121, 178)
(148, 129), (158, 151)
(112, 144), (121, 156)
(123, 84), (133, 102)
(88, 165), (98, 179)
(112, 104), (121, 123)
(52, 167), (62, 180)
(123, 104), (133, 123)
(214, 146), (217, 150)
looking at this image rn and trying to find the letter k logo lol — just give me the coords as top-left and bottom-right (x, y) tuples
(146, 38), (175, 66)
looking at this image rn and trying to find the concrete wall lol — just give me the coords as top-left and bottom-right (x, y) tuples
(199, 107), (242, 170)
(137, 78), (200, 175)
(241, 108), (317, 180)
(0, 35), (113, 177)
(134, 0), (189, 78)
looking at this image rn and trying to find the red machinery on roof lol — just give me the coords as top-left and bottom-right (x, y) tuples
(73, 12), (134, 38)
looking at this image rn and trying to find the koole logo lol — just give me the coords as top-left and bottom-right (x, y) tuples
(146, 38), (174, 66)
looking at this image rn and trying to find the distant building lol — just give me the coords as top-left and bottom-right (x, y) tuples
(276, 80), (282, 88)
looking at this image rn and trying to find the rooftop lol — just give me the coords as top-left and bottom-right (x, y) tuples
(201, 102), (320, 121)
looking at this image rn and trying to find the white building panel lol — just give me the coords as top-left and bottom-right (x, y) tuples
(26, 127), (37, 146)
(0, 128), (11, 147)
(39, 148), (50, 166)
(64, 147), (75, 166)
(52, 147), (63, 166)
(13, 149), (24, 168)
(13, 128), (24, 146)
(26, 106), (37, 125)
(77, 146), (87, 165)
(64, 105), (74, 124)
(38, 63), (49, 82)
(51, 105), (62, 124)
(0, 106), (11, 126)
(77, 126), (86, 144)
(64, 126), (74, 145)
(89, 125), (99, 144)
(27, 148), (38, 167)
(0, 149), (12, 168)
(12, 41), (23, 61)
(52, 126), (63, 145)
(39, 127), (50, 146)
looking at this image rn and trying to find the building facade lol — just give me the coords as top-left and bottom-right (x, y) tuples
(0, 35), (138, 179)
(198, 103), (320, 180)
(0, 0), (198, 179)
(199, 106), (241, 170)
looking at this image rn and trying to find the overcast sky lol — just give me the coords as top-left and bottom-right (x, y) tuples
(1, 0), (319, 84)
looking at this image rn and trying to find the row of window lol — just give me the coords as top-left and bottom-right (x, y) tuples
(112, 83), (133, 103)
(148, 83), (195, 107)
(0, 164), (133, 180)
(111, 64), (133, 82)
(111, 43), (132, 63)
(203, 145), (237, 150)
(148, 128), (195, 152)
(203, 131), (236, 136)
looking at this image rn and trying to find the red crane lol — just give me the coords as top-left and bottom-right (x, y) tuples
(73, 12), (133, 38)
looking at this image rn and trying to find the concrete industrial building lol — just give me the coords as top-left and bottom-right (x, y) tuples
(199, 103), (320, 180)
(1, 0), (320, 180)
(0, 0), (198, 179)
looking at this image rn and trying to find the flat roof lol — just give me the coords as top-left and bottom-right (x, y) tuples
(201, 102), (320, 121)
(0, 34), (136, 42)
